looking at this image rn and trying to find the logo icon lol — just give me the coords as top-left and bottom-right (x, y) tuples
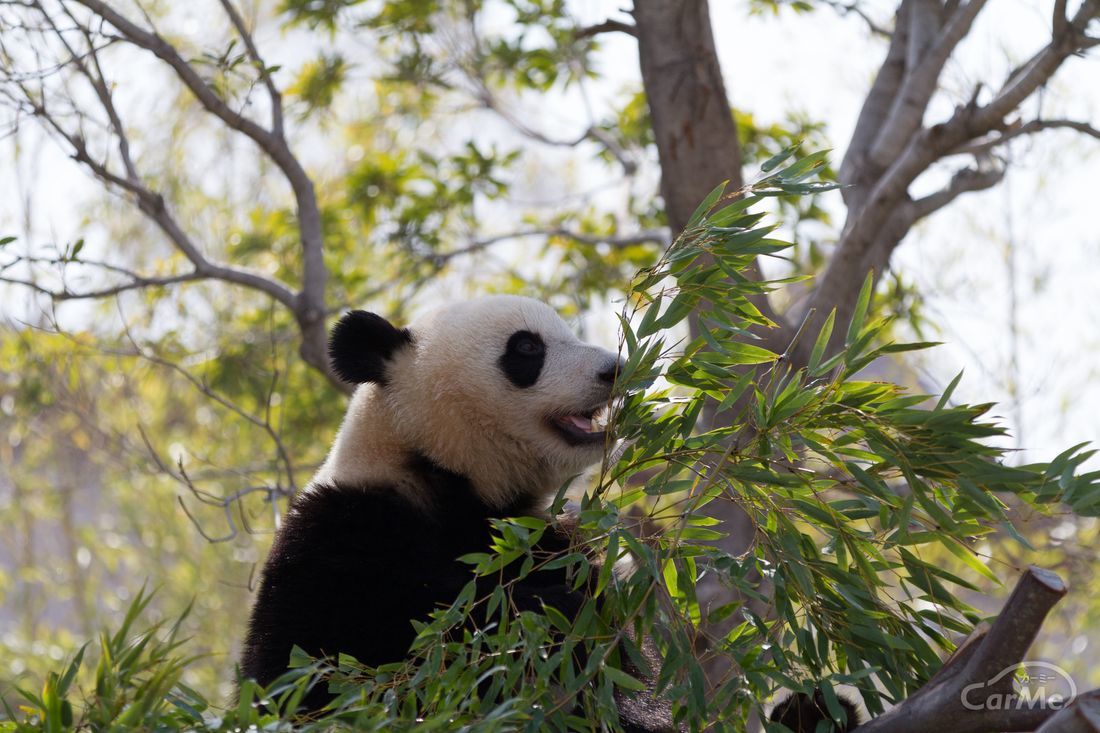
(961, 662), (1076, 711)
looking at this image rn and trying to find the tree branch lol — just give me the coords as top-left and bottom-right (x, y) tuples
(70, 0), (329, 372)
(853, 567), (1092, 733)
(216, 0), (285, 139)
(839, 0), (910, 206)
(0, 269), (203, 300)
(57, 122), (299, 309)
(908, 162), (1005, 221)
(802, 0), (1099, 355)
(817, 0), (892, 38)
(575, 18), (637, 39)
(1, 4), (302, 314)
(1034, 691), (1100, 733)
(867, 0), (989, 170)
(470, 82), (638, 174)
(431, 227), (669, 265)
(952, 117), (1100, 157)
(970, 0), (1100, 132)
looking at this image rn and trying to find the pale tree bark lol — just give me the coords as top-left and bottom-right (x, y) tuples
(795, 0), (1100, 364)
(633, 0), (743, 235)
(625, 0), (1100, 695)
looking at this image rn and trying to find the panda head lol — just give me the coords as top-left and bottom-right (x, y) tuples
(326, 295), (623, 509)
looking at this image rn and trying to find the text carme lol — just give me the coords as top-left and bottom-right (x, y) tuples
(961, 662), (1076, 711)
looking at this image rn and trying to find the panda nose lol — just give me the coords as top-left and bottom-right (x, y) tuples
(598, 358), (626, 385)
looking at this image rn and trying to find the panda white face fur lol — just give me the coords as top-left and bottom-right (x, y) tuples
(313, 295), (623, 509)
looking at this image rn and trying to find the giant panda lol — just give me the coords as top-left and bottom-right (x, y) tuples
(237, 295), (856, 733)
(239, 295), (674, 731)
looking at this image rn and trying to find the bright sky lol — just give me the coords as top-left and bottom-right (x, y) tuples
(1, 0), (1097, 468)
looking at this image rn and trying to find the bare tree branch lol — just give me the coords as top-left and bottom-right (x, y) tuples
(795, 0), (1100, 365)
(839, 0), (910, 206)
(909, 161), (1005, 221)
(1034, 691), (1100, 733)
(0, 269), (203, 300)
(867, 0), (989, 170)
(1053, 0), (1069, 36)
(58, 123), (299, 309)
(817, 0), (892, 38)
(0, 1), (351, 387)
(0, 7), (304, 314)
(953, 117), (1100, 157)
(971, 0), (1100, 132)
(432, 227), (669, 265)
(852, 567), (1094, 733)
(470, 82), (638, 174)
(575, 18), (638, 39)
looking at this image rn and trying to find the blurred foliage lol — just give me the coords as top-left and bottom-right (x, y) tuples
(3, 151), (1099, 731)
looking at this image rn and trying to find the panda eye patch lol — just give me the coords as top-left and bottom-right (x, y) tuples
(500, 330), (545, 387)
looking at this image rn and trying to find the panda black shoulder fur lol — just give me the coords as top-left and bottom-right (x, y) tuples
(239, 295), (673, 731)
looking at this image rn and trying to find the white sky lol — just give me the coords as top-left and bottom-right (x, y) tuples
(1, 0), (1097, 467)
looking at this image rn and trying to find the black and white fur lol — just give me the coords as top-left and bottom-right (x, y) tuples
(239, 296), (670, 729)
(769, 689), (861, 732)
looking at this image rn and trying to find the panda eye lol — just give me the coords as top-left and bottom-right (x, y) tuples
(515, 335), (543, 356)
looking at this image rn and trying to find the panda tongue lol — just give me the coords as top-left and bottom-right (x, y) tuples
(566, 414), (594, 432)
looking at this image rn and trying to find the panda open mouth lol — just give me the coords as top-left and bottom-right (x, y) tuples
(548, 407), (609, 447)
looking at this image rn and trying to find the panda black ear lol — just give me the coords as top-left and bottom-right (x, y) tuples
(328, 310), (413, 385)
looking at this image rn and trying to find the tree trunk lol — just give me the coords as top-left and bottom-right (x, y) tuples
(633, 0), (770, 688)
(633, 0), (743, 235)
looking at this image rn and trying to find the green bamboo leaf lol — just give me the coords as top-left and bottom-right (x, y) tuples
(723, 342), (778, 365)
(935, 370), (964, 410)
(602, 664), (648, 692)
(845, 271), (875, 347)
(686, 180), (728, 228)
(760, 143), (801, 173)
(808, 309), (835, 373)
(635, 293), (663, 337)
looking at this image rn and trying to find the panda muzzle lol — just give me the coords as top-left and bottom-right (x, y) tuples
(548, 408), (608, 446)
